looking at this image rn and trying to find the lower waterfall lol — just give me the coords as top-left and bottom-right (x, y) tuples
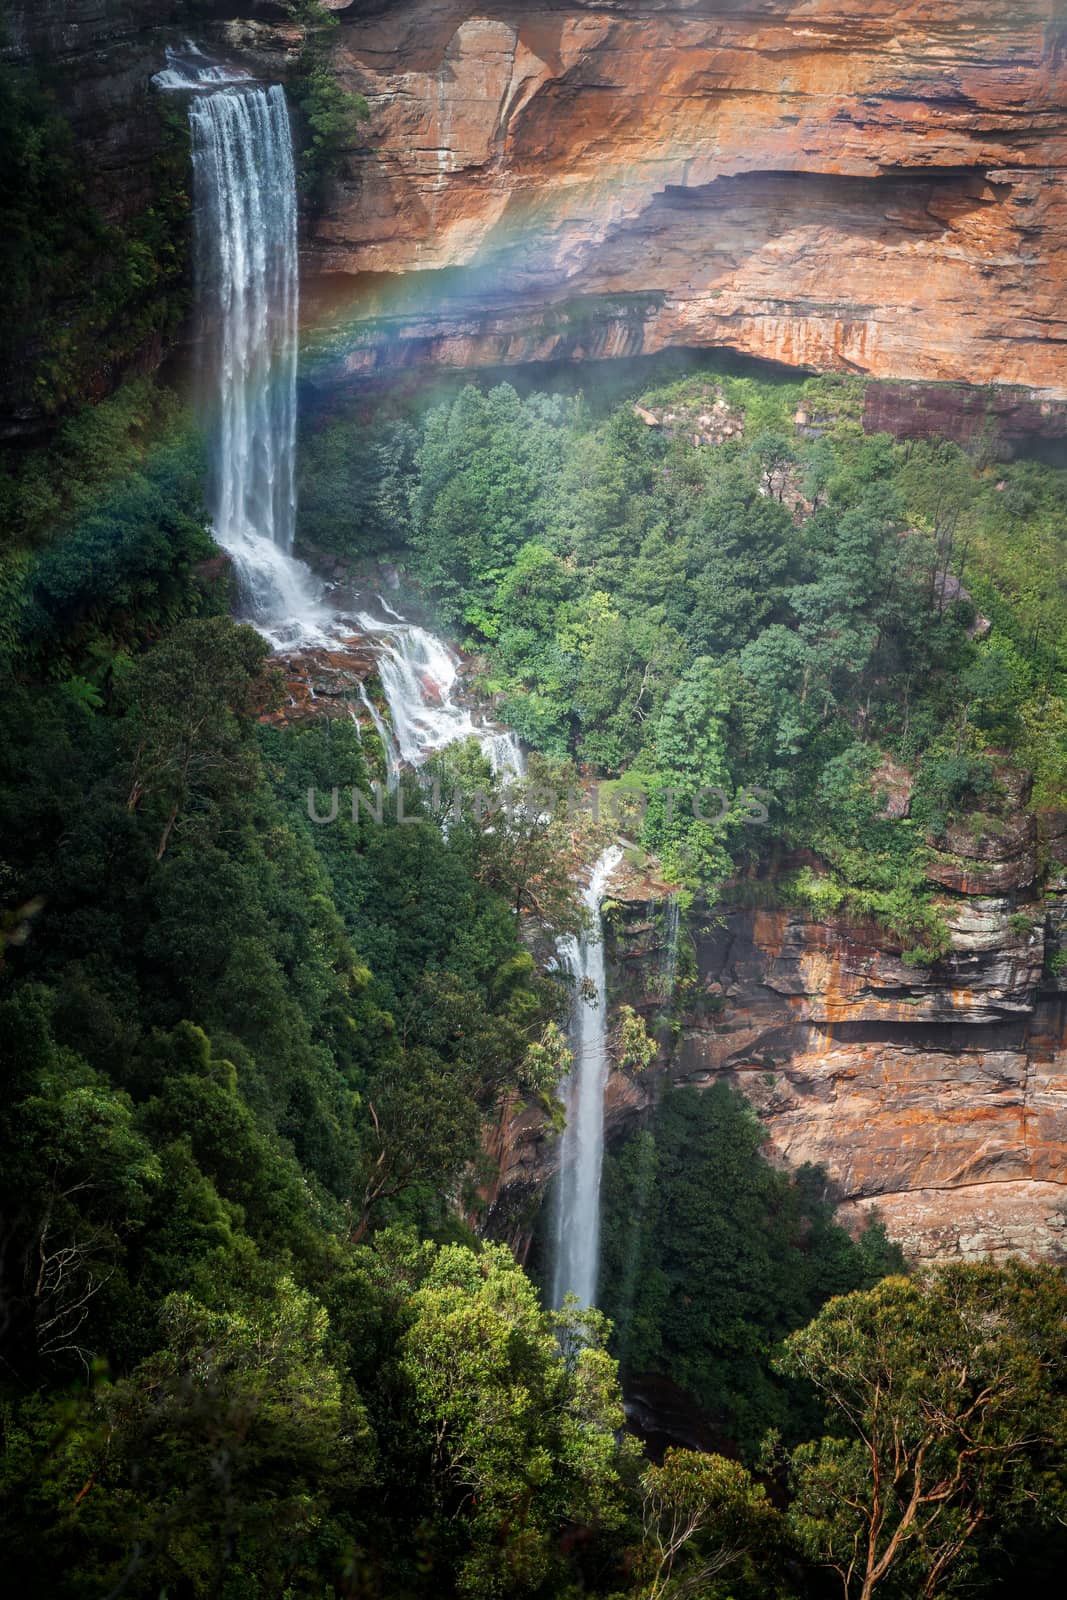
(551, 844), (625, 1311)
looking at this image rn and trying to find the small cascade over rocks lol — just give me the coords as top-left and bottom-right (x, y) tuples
(357, 680), (401, 791)
(153, 40), (253, 92)
(551, 844), (625, 1311)
(355, 609), (524, 780)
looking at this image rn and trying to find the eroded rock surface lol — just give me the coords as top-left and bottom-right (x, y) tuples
(489, 800), (1067, 1264)
(299, 0), (1067, 395)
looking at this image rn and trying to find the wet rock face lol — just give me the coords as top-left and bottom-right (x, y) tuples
(863, 382), (1067, 456)
(304, 0), (1067, 395)
(19, 1), (1066, 418)
(261, 640), (379, 726)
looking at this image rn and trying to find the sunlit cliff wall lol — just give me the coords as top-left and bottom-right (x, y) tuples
(487, 798), (1067, 1265)
(296, 0), (1067, 395)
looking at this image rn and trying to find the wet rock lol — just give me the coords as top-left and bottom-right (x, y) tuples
(260, 638), (378, 727)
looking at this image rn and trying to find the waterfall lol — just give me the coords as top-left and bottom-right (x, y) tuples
(160, 45), (526, 756)
(174, 63), (327, 647)
(153, 40), (252, 92)
(191, 83), (298, 554)
(485, 729), (525, 779)
(661, 892), (681, 1001)
(551, 844), (624, 1310)
(355, 608), (524, 780)
(358, 681), (401, 791)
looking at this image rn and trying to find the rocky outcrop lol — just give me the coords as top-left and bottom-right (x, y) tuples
(488, 794), (1067, 1264)
(296, 0), (1067, 397)
(863, 382), (1067, 456)
(657, 907), (1066, 1263)
(261, 639), (379, 726)
(13, 3), (1066, 422)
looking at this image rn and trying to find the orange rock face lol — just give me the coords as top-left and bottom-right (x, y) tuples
(605, 893), (1067, 1264)
(485, 815), (1067, 1264)
(298, 0), (1067, 394)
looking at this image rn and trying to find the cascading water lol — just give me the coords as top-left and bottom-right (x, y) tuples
(161, 45), (521, 757)
(357, 681), (401, 791)
(163, 53), (328, 647)
(356, 608), (524, 780)
(661, 892), (681, 1001)
(551, 844), (625, 1310)
(161, 40), (613, 1322)
(153, 40), (252, 91)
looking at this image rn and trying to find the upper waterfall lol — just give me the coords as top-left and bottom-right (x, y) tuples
(192, 84), (298, 555)
(165, 49), (525, 765)
(184, 74), (328, 647)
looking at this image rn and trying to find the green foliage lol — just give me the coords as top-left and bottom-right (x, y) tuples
(297, 414), (418, 556)
(0, 1277), (371, 1597)
(287, 1), (370, 203)
(0, 59), (190, 415)
(384, 366), (1062, 949)
(0, 381), (220, 673)
(778, 1262), (1067, 1599)
(0, 567), (629, 1594)
(911, 747), (995, 837)
(412, 384), (568, 625)
(399, 1242), (638, 1597)
(122, 616), (275, 859)
(637, 1447), (782, 1600)
(598, 1086), (905, 1456)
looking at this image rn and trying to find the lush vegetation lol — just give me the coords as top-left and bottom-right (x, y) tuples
(286, 0), (370, 203)
(299, 369), (1067, 959)
(2, 47), (1066, 1598)
(0, 50), (190, 417)
(598, 1086), (906, 1457)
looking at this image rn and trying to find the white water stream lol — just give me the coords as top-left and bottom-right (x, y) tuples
(355, 609), (523, 779)
(168, 50), (520, 774)
(551, 844), (625, 1310)
(187, 76), (332, 647)
(169, 46), (613, 1310)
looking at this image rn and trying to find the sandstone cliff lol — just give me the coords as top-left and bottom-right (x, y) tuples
(10, 3), (1066, 405)
(295, 0), (1067, 396)
(488, 797), (1067, 1264)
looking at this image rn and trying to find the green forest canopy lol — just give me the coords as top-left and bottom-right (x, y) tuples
(2, 46), (1067, 1595)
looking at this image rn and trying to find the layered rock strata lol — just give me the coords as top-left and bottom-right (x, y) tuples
(298, 0), (1067, 395)
(10, 3), (1067, 414)
(488, 803), (1067, 1264)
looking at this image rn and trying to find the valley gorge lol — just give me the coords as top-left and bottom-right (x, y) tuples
(6, 0), (1066, 1268)
(5, 3), (1067, 1589)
